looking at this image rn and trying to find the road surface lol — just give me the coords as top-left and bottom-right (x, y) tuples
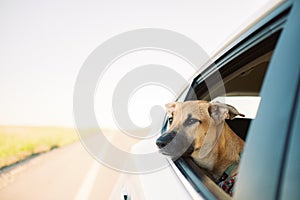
(0, 136), (144, 200)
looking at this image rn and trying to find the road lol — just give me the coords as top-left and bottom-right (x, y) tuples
(0, 139), (144, 200)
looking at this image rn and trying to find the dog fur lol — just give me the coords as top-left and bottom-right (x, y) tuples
(156, 100), (245, 182)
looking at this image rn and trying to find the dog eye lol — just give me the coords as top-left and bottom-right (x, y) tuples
(168, 116), (173, 125)
(184, 118), (200, 127)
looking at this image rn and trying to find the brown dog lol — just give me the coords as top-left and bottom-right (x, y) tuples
(156, 100), (245, 194)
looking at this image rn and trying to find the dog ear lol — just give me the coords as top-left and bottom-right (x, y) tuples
(165, 102), (177, 116)
(208, 102), (245, 124)
(198, 102), (244, 158)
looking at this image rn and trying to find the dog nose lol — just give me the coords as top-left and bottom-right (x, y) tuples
(156, 139), (167, 149)
(156, 131), (176, 149)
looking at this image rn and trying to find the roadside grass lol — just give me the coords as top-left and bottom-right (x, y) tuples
(0, 126), (78, 169)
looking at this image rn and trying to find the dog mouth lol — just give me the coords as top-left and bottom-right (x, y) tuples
(158, 143), (194, 159)
(183, 143), (195, 155)
(159, 149), (172, 156)
(156, 131), (194, 158)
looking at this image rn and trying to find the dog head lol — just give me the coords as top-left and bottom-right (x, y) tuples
(156, 100), (244, 159)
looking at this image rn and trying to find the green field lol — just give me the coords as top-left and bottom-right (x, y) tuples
(0, 126), (78, 169)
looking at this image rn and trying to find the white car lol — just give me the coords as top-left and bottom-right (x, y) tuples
(123, 0), (300, 199)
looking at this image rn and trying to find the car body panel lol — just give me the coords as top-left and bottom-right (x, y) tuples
(279, 80), (300, 199)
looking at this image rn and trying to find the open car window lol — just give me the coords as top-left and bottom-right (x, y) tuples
(164, 3), (292, 199)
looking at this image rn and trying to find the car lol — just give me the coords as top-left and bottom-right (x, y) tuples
(123, 0), (300, 199)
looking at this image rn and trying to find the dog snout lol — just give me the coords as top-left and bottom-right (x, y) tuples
(156, 131), (176, 149)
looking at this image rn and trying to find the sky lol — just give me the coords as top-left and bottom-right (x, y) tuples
(0, 0), (282, 128)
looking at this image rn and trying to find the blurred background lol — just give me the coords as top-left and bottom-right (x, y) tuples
(0, 0), (281, 199)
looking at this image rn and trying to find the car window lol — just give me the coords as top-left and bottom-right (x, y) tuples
(187, 30), (281, 143)
(167, 5), (291, 198)
(182, 50), (279, 199)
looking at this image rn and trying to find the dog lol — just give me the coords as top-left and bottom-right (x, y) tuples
(156, 100), (245, 196)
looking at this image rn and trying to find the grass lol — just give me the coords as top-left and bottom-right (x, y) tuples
(0, 126), (78, 169)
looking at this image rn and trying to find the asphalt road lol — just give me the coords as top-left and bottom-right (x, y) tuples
(0, 136), (144, 200)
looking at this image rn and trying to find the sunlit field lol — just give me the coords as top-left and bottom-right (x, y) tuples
(0, 126), (78, 169)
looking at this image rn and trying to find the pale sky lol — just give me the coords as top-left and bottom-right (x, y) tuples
(0, 0), (281, 128)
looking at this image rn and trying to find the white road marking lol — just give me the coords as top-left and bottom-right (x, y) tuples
(74, 161), (100, 200)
